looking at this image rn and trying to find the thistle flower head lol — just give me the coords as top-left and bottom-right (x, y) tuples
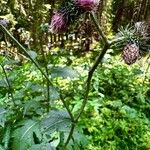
(76, 0), (99, 11)
(122, 43), (140, 65)
(49, 12), (67, 34)
(134, 21), (150, 39)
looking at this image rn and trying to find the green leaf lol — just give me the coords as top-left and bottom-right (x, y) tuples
(120, 105), (138, 119)
(0, 145), (5, 150)
(2, 125), (11, 149)
(23, 100), (41, 116)
(40, 110), (71, 133)
(67, 129), (89, 150)
(49, 86), (60, 100)
(0, 80), (7, 88)
(0, 108), (7, 127)
(49, 132), (60, 148)
(50, 66), (79, 79)
(12, 120), (41, 150)
(30, 143), (56, 150)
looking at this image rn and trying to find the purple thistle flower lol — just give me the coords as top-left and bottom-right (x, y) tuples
(76, 0), (99, 11)
(49, 12), (68, 34)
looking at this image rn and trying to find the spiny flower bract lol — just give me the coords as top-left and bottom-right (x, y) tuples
(49, 12), (68, 34)
(122, 43), (140, 65)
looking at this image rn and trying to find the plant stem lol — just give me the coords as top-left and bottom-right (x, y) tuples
(0, 24), (75, 123)
(59, 93), (75, 122)
(64, 45), (110, 147)
(1, 65), (16, 106)
(64, 122), (76, 146)
(64, 12), (110, 146)
(59, 91), (76, 146)
(45, 67), (50, 112)
(40, 36), (51, 112)
(65, 45), (110, 147)
(75, 13), (110, 123)
(74, 12), (125, 129)
(75, 44), (109, 121)
(0, 24), (53, 86)
(91, 12), (109, 45)
(109, 36), (125, 46)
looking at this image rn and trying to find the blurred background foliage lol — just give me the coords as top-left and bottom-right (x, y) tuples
(0, 0), (150, 149)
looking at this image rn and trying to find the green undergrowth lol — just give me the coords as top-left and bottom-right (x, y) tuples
(0, 53), (149, 149)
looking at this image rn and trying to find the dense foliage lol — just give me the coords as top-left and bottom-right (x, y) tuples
(0, 0), (150, 149)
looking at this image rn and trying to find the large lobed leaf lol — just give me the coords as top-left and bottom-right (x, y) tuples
(40, 110), (71, 134)
(12, 119), (41, 150)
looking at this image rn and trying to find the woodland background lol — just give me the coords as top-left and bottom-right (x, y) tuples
(0, 0), (150, 150)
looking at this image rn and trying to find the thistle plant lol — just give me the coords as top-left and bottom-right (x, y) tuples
(49, 0), (99, 33)
(75, 0), (99, 11)
(0, 1), (150, 149)
(49, 12), (68, 33)
(49, 0), (83, 33)
(112, 23), (150, 65)
(122, 43), (140, 65)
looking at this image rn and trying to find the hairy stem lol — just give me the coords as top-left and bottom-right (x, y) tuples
(64, 12), (110, 146)
(75, 44), (109, 121)
(75, 12), (110, 124)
